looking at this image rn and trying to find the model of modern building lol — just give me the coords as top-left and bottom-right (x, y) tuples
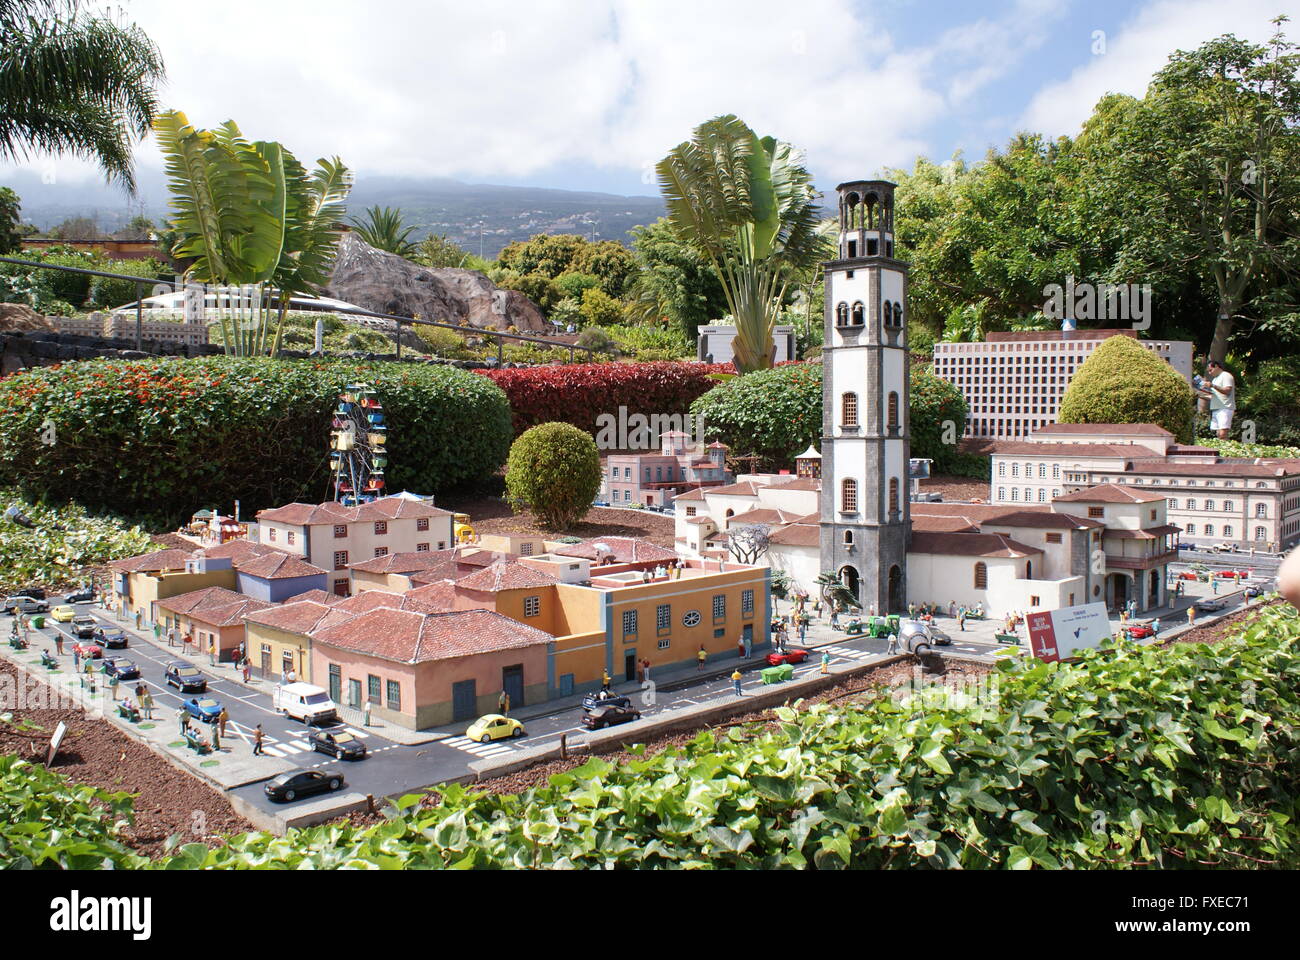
(697, 324), (796, 365)
(932, 329), (1194, 440)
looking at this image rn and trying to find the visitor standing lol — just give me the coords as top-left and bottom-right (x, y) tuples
(1198, 359), (1237, 441)
(731, 668), (742, 696)
(697, 645), (707, 670)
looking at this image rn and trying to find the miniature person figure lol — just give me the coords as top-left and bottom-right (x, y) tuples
(178, 707), (190, 737)
(697, 645), (707, 670)
(1187, 606), (1196, 627)
(217, 706), (229, 740)
(252, 724), (265, 756)
(208, 639), (217, 665)
(242, 658), (251, 683)
(886, 630), (899, 656)
(958, 610), (966, 632)
(498, 690), (510, 715)
(364, 700), (372, 727)
(642, 659), (651, 684)
(798, 618), (808, 643)
(1212, 577), (1219, 595)
(820, 651), (830, 675)
(830, 605), (840, 629)
(948, 601), (957, 619)
(743, 633), (752, 659)
(737, 635), (746, 660)
(108, 672), (119, 702)
(212, 722), (220, 752)
(600, 669), (611, 691)
(72, 646), (79, 670)
(730, 668), (742, 696)
(1152, 618), (1160, 637)
(139, 684), (154, 719)
(55, 633), (64, 656)
(153, 622), (161, 643)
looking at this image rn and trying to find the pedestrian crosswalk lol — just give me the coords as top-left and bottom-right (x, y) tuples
(819, 644), (875, 661)
(239, 722), (371, 759)
(443, 734), (516, 759)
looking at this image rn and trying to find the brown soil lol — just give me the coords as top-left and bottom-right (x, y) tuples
(919, 474), (990, 502)
(437, 495), (677, 549)
(0, 656), (251, 857)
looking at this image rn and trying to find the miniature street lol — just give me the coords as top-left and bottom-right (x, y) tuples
(2, 559), (1266, 823)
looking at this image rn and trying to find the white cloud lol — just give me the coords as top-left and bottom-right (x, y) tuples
(1020, 0), (1289, 138)
(1, 0), (1070, 188)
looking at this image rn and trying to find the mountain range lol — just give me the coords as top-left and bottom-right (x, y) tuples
(2, 168), (667, 259)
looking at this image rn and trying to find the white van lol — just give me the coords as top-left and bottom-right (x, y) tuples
(273, 682), (338, 724)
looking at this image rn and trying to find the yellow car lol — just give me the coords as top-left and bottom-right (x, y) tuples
(50, 605), (76, 623)
(465, 714), (525, 744)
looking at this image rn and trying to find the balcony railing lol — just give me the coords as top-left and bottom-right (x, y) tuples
(1104, 549), (1179, 570)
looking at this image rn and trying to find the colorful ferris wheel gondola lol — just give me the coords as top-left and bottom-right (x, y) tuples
(330, 382), (387, 506)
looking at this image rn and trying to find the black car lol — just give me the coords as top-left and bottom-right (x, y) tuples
(16, 587), (46, 600)
(102, 657), (140, 681)
(164, 661), (207, 692)
(310, 730), (367, 760)
(101, 629), (129, 649)
(582, 701), (641, 730)
(264, 770), (345, 803)
(64, 586), (95, 604)
(581, 691), (632, 712)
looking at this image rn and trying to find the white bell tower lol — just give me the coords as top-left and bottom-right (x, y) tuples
(818, 180), (910, 613)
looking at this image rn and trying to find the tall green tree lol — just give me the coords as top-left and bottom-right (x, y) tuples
(1077, 19), (1300, 361)
(656, 115), (830, 372)
(625, 217), (729, 342)
(154, 110), (351, 356)
(349, 205), (418, 256)
(0, 0), (164, 192)
(0, 185), (22, 254)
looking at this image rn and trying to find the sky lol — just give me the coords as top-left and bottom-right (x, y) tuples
(3, 0), (1294, 198)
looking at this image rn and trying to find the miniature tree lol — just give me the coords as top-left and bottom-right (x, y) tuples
(727, 523), (770, 564)
(504, 422), (603, 530)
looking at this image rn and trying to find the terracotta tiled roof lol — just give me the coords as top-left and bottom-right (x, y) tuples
(1033, 423), (1172, 437)
(684, 516), (715, 525)
(243, 600), (339, 635)
(256, 496), (449, 526)
(455, 549), (517, 569)
(404, 580), (459, 610)
(156, 585), (247, 615)
(909, 531), (1041, 558)
(911, 503), (1103, 529)
(1099, 460), (1300, 478)
(1105, 525), (1181, 539)
(553, 537), (678, 563)
(964, 440), (1144, 458)
(1054, 483), (1166, 503)
(280, 588), (342, 605)
(768, 524), (820, 547)
(671, 488), (708, 503)
(234, 551), (327, 580)
(456, 560), (558, 593)
(312, 607), (553, 664)
(701, 482), (762, 497)
(911, 514), (981, 534)
(348, 549), (458, 576)
(329, 590), (440, 616)
(187, 596), (273, 627)
(728, 507), (803, 525)
(110, 548), (195, 573)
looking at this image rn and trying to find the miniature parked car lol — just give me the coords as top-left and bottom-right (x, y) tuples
(72, 639), (103, 659)
(581, 690), (632, 712)
(50, 605), (77, 622)
(102, 657), (140, 681)
(1194, 597), (1229, 613)
(1245, 580), (1276, 598)
(466, 714), (525, 744)
(64, 585), (95, 604)
(1175, 571), (1199, 581)
(582, 701), (641, 730)
(766, 647), (809, 666)
(264, 769), (345, 803)
(164, 662), (207, 692)
(310, 730), (367, 760)
(101, 629), (129, 649)
(273, 682), (338, 724)
(1124, 622), (1156, 640)
(926, 626), (954, 646)
(3, 596), (48, 615)
(15, 587), (46, 600)
(182, 696), (222, 724)
(72, 616), (98, 638)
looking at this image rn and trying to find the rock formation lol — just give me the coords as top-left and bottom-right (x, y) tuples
(0, 303), (57, 333)
(324, 233), (547, 333)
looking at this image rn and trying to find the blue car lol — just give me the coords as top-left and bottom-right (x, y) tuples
(102, 657), (140, 681)
(182, 696), (222, 724)
(101, 629), (129, 650)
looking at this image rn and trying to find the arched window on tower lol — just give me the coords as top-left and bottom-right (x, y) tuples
(892, 301), (903, 327)
(843, 530), (854, 546)
(841, 478), (858, 513)
(841, 392), (858, 428)
(882, 301), (892, 327)
(835, 302), (849, 326)
(851, 301), (865, 325)
(887, 392), (899, 432)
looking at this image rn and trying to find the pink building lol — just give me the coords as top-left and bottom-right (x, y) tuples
(602, 433), (732, 509)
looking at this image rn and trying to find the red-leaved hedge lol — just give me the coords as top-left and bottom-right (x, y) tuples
(478, 361), (735, 435)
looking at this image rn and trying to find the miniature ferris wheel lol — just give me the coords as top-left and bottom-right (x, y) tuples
(329, 383), (387, 506)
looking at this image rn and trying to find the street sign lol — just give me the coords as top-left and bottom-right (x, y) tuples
(1025, 602), (1111, 663)
(47, 720), (67, 766)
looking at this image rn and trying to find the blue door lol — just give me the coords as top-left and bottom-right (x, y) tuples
(559, 673), (575, 697)
(452, 679), (477, 722)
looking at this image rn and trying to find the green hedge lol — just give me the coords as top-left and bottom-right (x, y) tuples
(0, 357), (512, 527)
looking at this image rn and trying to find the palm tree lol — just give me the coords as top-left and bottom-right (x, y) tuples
(0, 0), (165, 192)
(155, 110), (352, 356)
(349, 205), (418, 257)
(816, 571), (861, 612)
(656, 115), (832, 373)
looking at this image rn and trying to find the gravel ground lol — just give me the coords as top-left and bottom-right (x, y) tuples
(0, 655), (251, 857)
(918, 474), (991, 502)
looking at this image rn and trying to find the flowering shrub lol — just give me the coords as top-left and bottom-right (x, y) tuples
(479, 361), (734, 436)
(0, 357), (511, 527)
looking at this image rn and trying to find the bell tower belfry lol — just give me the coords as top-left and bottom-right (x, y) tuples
(818, 180), (910, 614)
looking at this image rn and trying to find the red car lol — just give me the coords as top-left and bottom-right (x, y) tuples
(766, 647), (809, 666)
(1176, 572), (1199, 580)
(1215, 570), (1251, 579)
(72, 640), (103, 659)
(1125, 623), (1155, 639)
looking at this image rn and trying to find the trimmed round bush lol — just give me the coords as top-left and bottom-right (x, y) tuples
(0, 357), (512, 527)
(504, 422), (602, 529)
(1058, 335), (1195, 442)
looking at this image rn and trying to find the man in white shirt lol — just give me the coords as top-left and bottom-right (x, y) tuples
(1199, 359), (1236, 439)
